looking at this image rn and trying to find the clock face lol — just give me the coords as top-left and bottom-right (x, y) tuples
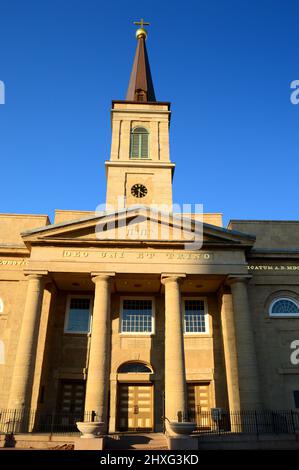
(131, 183), (148, 198)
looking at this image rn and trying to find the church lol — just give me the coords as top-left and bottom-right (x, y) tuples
(0, 22), (299, 439)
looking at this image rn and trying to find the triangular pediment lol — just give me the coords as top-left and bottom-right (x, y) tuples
(21, 206), (255, 249)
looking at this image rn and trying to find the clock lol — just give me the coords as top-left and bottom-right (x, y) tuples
(131, 183), (148, 198)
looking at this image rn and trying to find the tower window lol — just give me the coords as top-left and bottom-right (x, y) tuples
(130, 127), (149, 159)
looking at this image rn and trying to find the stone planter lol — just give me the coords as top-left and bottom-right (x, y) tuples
(76, 421), (105, 438)
(168, 421), (196, 435)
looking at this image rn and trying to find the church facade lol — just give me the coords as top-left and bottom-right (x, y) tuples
(0, 25), (299, 435)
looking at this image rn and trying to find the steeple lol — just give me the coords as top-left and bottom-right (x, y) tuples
(126, 19), (156, 102)
(106, 21), (174, 210)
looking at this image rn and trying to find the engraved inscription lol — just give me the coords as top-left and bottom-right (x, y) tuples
(0, 258), (28, 267)
(62, 249), (213, 262)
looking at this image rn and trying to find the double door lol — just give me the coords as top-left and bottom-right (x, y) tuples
(187, 382), (211, 429)
(55, 380), (86, 431)
(117, 383), (153, 431)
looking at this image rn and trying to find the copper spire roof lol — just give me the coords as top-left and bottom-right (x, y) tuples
(126, 26), (156, 103)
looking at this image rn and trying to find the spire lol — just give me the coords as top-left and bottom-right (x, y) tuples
(126, 19), (156, 102)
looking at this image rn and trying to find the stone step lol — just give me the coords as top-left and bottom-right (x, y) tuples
(105, 433), (168, 450)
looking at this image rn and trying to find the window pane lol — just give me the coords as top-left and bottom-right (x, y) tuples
(140, 133), (148, 158)
(184, 300), (206, 333)
(122, 299), (152, 333)
(66, 298), (91, 333)
(131, 133), (140, 157)
(271, 299), (299, 315)
(118, 362), (152, 373)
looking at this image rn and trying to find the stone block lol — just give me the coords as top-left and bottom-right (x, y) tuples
(74, 437), (104, 451)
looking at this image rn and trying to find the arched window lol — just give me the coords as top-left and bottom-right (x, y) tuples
(118, 362), (153, 373)
(269, 298), (299, 317)
(0, 298), (3, 314)
(130, 127), (149, 159)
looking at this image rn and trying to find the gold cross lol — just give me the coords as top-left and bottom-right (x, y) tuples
(133, 18), (150, 29)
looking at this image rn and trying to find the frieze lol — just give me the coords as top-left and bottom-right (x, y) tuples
(248, 265), (299, 271)
(62, 249), (213, 262)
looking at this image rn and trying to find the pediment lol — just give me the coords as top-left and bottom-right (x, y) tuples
(21, 206), (255, 249)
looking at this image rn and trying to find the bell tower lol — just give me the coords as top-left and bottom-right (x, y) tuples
(105, 20), (175, 209)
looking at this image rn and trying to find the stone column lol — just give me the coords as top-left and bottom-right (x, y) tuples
(219, 289), (241, 412)
(161, 274), (187, 426)
(84, 273), (114, 429)
(227, 276), (262, 410)
(108, 378), (117, 433)
(8, 273), (46, 410)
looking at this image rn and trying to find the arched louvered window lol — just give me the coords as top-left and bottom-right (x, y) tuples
(130, 127), (149, 159)
(269, 297), (299, 317)
(118, 361), (153, 373)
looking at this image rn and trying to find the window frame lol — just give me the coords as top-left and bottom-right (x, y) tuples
(130, 126), (150, 160)
(119, 296), (155, 335)
(269, 297), (299, 318)
(64, 294), (93, 335)
(182, 297), (209, 335)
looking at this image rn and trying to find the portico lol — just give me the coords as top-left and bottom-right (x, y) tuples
(0, 206), (260, 433)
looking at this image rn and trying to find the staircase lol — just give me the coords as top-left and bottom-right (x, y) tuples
(105, 433), (168, 450)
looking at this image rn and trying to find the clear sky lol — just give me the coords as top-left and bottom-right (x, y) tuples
(0, 0), (298, 226)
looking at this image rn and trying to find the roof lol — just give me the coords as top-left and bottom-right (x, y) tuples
(126, 35), (156, 102)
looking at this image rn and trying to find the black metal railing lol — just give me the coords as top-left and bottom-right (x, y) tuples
(0, 409), (102, 435)
(1, 408), (299, 436)
(188, 409), (299, 435)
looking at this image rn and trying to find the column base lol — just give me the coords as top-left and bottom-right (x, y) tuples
(74, 437), (104, 450)
(166, 434), (198, 450)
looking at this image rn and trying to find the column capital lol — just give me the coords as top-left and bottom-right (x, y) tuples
(23, 269), (49, 277)
(161, 273), (186, 286)
(226, 274), (252, 287)
(91, 272), (115, 284)
(23, 271), (49, 282)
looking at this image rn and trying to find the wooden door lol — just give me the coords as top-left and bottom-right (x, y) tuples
(56, 380), (86, 430)
(117, 384), (153, 431)
(58, 380), (86, 414)
(187, 382), (211, 429)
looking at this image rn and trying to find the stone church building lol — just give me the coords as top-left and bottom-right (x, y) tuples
(0, 25), (299, 435)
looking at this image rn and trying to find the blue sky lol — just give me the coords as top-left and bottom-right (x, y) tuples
(0, 0), (298, 226)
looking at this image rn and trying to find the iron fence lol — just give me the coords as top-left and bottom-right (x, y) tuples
(1, 408), (299, 436)
(0, 409), (102, 435)
(188, 409), (299, 435)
